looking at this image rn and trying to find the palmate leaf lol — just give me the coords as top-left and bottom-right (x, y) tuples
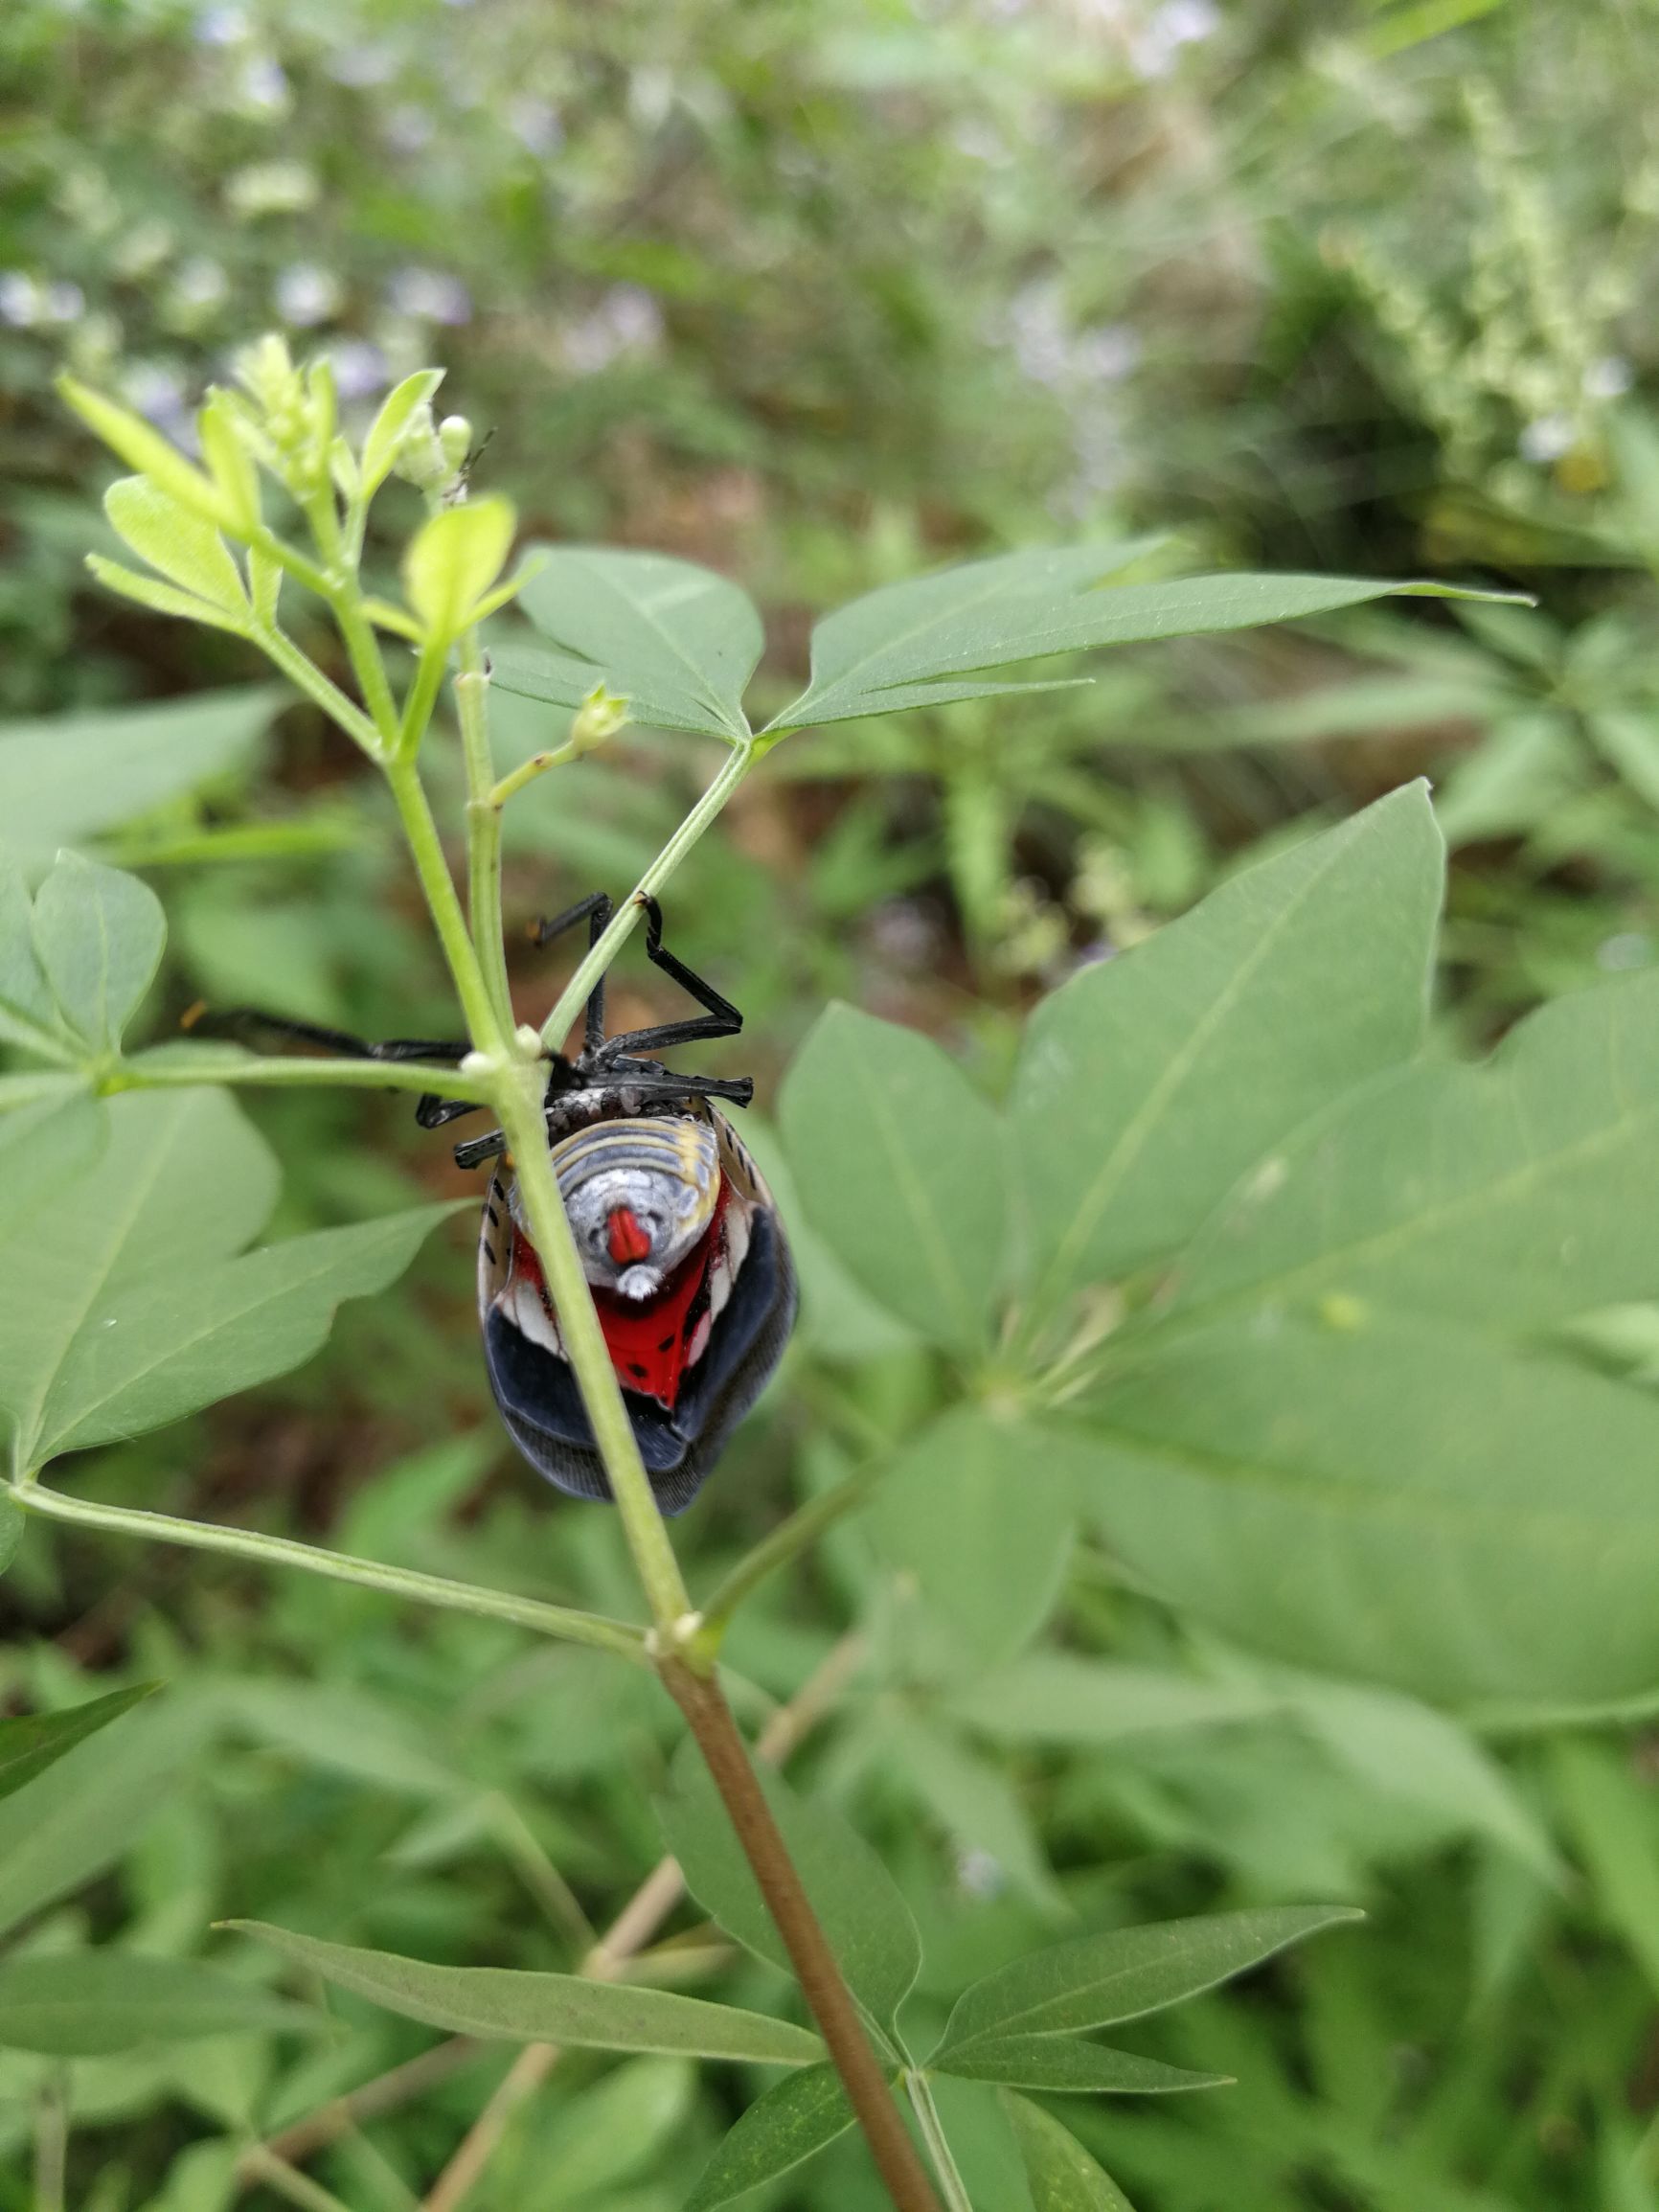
(1011, 785), (1443, 1308)
(0, 1682), (158, 1809)
(1040, 958), (1659, 1705)
(494, 546), (762, 741)
(935, 1907), (1357, 2060)
(0, 1951), (314, 2056)
(779, 1001), (1009, 1355)
(0, 686), (277, 873)
(871, 1406), (1078, 1667)
(229, 1923), (824, 2065)
(1068, 1311), (1659, 1705)
(685, 2064), (855, 2210)
(763, 545), (1510, 733)
(659, 1742), (922, 2038)
(0, 1077), (107, 1238)
(0, 1088), (459, 1478)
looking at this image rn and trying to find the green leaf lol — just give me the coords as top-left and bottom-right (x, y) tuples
(227, 1922), (824, 2064)
(1011, 787), (1442, 1305)
(500, 545), (762, 741)
(765, 546), (1507, 733)
(0, 1951), (313, 2056)
(0, 1079), (107, 1238)
(1550, 1738), (1659, 2001)
(1001, 2091), (1139, 2211)
(1286, 1678), (1558, 1878)
(881, 1713), (1064, 1910)
(1589, 706), (1659, 811)
(1069, 1312), (1659, 1703)
(403, 495), (517, 642)
(0, 1682), (159, 1808)
(0, 865), (67, 1053)
(944, 1655), (1284, 1747)
(0, 687), (277, 873)
(937, 2038), (1229, 2094)
(936, 1905), (1358, 2057)
(41, 1201), (458, 1459)
(0, 1088), (452, 1476)
(58, 372), (235, 527)
(927, 2076), (1037, 2212)
(31, 852), (166, 1051)
(1433, 711), (1579, 844)
(104, 477), (249, 617)
(85, 555), (252, 635)
(0, 1692), (207, 1933)
(780, 1002), (1008, 1353)
(0, 1493), (19, 1582)
(361, 369), (443, 496)
(196, 391), (261, 536)
(1168, 967), (1659, 1332)
(685, 2065), (855, 2209)
(872, 1407), (1076, 1666)
(659, 1742), (922, 2037)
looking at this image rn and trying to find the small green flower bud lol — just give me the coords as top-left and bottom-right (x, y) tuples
(438, 414), (474, 471)
(570, 683), (629, 753)
(391, 399), (454, 491)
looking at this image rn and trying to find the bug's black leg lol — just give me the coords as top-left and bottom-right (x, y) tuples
(529, 892), (613, 1058)
(187, 1006), (472, 1065)
(418, 1094), (486, 1130)
(453, 1126), (510, 1171)
(595, 896), (744, 1062)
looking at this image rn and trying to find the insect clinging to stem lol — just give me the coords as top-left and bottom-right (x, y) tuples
(194, 895), (797, 1513)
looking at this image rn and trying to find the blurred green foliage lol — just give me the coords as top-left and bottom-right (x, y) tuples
(9, 1), (1659, 2208)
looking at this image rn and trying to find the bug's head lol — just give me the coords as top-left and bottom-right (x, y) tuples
(548, 1115), (722, 1300)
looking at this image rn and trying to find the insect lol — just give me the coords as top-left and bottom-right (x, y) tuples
(196, 895), (797, 1513)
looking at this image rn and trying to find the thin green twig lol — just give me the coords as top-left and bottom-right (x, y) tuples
(10, 1482), (649, 1664)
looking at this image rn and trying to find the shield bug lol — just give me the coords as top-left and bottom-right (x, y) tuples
(195, 895), (796, 1513)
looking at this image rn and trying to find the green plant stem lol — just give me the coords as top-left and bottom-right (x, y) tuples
(662, 1657), (943, 2212)
(331, 586), (401, 742)
(9, 1481), (648, 1662)
(486, 738), (579, 809)
(697, 1448), (891, 1643)
(383, 753), (500, 1043)
(250, 621), (385, 756)
(904, 2073), (975, 2212)
(34, 2068), (68, 2212)
(399, 635), (451, 759)
(239, 2145), (357, 2212)
(538, 740), (755, 1049)
(457, 634), (513, 1034)
(490, 1073), (693, 1630)
(106, 1055), (491, 1106)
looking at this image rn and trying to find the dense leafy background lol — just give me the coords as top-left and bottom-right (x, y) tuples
(7, 2), (1659, 2207)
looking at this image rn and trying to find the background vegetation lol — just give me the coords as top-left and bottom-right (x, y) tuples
(7, 2), (1659, 2206)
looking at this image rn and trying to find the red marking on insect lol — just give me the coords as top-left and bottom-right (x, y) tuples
(595, 1192), (728, 1407)
(605, 1204), (652, 1266)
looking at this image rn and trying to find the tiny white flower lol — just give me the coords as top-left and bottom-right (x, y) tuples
(1586, 355), (1634, 401)
(387, 266), (472, 326)
(1519, 413), (1576, 464)
(0, 273), (39, 328)
(508, 96), (563, 155)
(274, 262), (343, 329)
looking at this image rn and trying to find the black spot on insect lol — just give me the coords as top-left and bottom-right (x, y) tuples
(483, 1241), (497, 1266)
(658, 1335), (674, 1352)
(627, 1361), (647, 1380)
(486, 1202), (500, 1227)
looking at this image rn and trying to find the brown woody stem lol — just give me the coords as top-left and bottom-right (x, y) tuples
(659, 1657), (943, 2212)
